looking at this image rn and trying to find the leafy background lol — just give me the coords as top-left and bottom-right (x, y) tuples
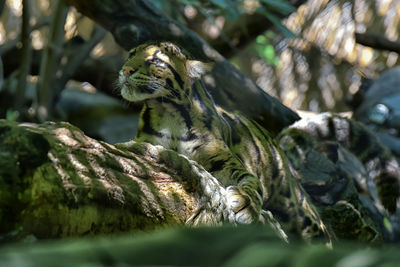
(1, 0), (400, 138)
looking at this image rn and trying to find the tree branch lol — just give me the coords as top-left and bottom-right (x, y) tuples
(2, 47), (125, 102)
(205, 0), (307, 58)
(0, 119), (226, 240)
(0, 1), (5, 17)
(64, 0), (299, 134)
(54, 25), (107, 100)
(355, 32), (400, 54)
(35, 0), (69, 122)
(0, 16), (50, 57)
(0, 56), (3, 92)
(14, 0), (32, 112)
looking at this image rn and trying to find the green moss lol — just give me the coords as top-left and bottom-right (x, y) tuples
(322, 201), (381, 243)
(171, 192), (182, 203)
(25, 163), (173, 238)
(159, 150), (200, 192)
(115, 141), (147, 156)
(0, 151), (19, 182)
(0, 121), (50, 175)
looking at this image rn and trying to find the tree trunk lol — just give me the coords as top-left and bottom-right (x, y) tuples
(0, 119), (228, 241)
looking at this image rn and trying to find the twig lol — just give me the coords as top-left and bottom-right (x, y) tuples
(14, 0), (32, 112)
(0, 1), (5, 16)
(0, 17), (50, 56)
(54, 25), (106, 98)
(64, 0), (300, 133)
(0, 57), (3, 91)
(355, 32), (400, 54)
(35, 0), (69, 122)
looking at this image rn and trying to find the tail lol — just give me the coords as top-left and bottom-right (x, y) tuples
(281, 112), (400, 214)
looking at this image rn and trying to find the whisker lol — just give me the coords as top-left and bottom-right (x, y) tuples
(112, 78), (124, 95)
(184, 89), (193, 106)
(162, 82), (193, 105)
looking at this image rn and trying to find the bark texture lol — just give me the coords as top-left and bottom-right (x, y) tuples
(0, 119), (220, 241)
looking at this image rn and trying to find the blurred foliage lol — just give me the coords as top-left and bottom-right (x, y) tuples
(147, 0), (400, 113)
(151, 0), (293, 62)
(1, 0), (400, 121)
(1, 225), (400, 266)
(255, 32), (280, 66)
(152, 0), (295, 24)
(5, 109), (19, 121)
(0, 0), (294, 123)
(235, 0), (400, 112)
(0, 0), (112, 122)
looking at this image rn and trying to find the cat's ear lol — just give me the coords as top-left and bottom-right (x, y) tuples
(186, 60), (215, 79)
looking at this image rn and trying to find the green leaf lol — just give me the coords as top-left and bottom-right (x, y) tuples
(6, 110), (19, 121)
(260, 0), (296, 15)
(259, 8), (296, 38)
(255, 43), (279, 66)
(210, 0), (230, 9)
(263, 45), (275, 61)
(225, 7), (241, 21)
(150, 0), (164, 10)
(178, 0), (201, 7)
(383, 217), (393, 232)
(256, 35), (267, 44)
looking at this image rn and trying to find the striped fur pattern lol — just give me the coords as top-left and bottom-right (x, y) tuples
(119, 42), (328, 240)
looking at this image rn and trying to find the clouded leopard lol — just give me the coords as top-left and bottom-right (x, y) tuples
(118, 41), (329, 240)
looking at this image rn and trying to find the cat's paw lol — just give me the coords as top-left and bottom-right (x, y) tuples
(226, 186), (260, 224)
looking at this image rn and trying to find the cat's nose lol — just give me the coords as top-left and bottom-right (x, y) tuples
(122, 66), (137, 77)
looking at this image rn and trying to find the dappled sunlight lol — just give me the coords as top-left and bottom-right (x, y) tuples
(100, 169), (125, 204)
(243, 0), (400, 112)
(1, 0), (99, 49)
(54, 127), (81, 147)
(81, 81), (97, 93)
(91, 43), (105, 57)
(115, 156), (144, 177)
(65, 9), (77, 40)
(48, 151), (79, 200)
(2, 0), (400, 118)
(202, 16), (225, 39)
(130, 174), (165, 219)
(6, 0), (22, 17)
(31, 29), (44, 49)
(386, 51), (398, 67)
(6, 0), (389, 116)
(203, 74), (216, 88)
(68, 153), (88, 172)
(168, 23), (183, 36)
(183, 5), (197, 19)
(37, 0), (50, 12)
(0, 22), (5, 44)
(242, 0), (260, 14)
(67, 153), (92, 189)
(378, 0), (392, 16)
(359, 46), (374, 67)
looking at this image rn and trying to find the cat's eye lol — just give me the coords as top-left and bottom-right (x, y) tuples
(150, 58), (162, 64)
